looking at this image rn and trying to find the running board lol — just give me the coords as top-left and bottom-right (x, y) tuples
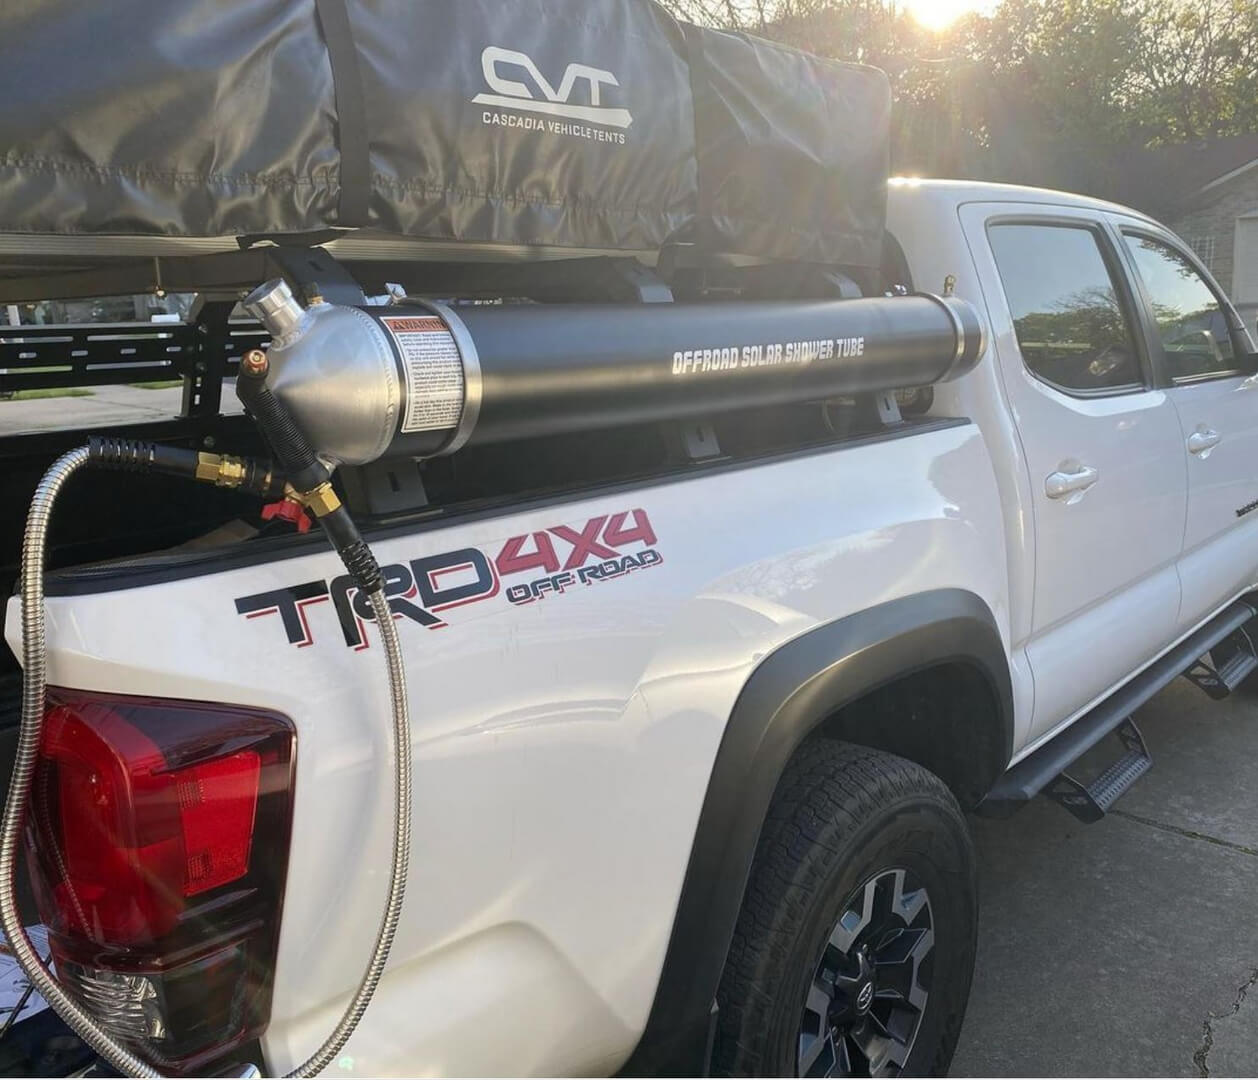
(1182, 625), (1258, 699)
(1043, 718), (1150, 823)
(980, 599), (1257, 819)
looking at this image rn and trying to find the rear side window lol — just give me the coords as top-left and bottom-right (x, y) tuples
(988, 223), (1142, 393)
(1121, 233), (1236, 381)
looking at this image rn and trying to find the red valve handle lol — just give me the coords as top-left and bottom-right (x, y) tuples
(261, 497), (313, 534)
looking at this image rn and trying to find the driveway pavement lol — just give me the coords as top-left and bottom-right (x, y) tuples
(954, 676), (1258, 1077)
(0, 383), (242, 435)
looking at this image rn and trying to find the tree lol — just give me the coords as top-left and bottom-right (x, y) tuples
(1124, 0), (1258, 141)
(655, 0), (1258, 178)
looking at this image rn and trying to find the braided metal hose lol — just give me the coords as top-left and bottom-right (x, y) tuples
(285, 588), (411, 1078)
(0, 447), (160, 1078)
(1, 449), (413, 1078)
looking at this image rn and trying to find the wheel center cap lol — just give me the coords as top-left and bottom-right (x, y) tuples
(855, 981), (875, 1013)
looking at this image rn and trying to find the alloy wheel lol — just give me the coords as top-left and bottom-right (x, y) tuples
(797, 868), (934, 1078)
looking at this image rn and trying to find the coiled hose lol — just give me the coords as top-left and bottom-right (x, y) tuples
(0, 448), (413, 1078)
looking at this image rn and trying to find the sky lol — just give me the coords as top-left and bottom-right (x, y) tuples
(901, 0), (999, 31)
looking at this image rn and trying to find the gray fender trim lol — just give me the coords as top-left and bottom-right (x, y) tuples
(618, 588), (1013, 1076)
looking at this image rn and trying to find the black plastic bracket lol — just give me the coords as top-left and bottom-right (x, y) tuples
(607, 260), (674, 303)
(340, 459), (430, 517)
(266, 246), (368, 307)
(681, 420), (722, 461)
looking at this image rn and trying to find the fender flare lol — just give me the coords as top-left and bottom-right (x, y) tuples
(619, 588), (1013, 1075)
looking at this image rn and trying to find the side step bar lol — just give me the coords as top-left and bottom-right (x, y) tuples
(1043, 718), (1150, 823)
(1183, 624), (1258, 699)
(980, 599), (1257, 819)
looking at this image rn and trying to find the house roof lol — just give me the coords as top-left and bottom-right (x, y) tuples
(1105, 135), (1258, 215)
(972, 134), (1258, 219)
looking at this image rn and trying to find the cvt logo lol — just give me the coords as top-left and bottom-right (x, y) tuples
(472, 46), (633, 129)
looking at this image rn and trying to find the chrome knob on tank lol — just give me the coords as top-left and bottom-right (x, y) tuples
(244, 278), (310, 346)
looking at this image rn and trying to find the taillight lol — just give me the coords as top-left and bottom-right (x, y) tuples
(24, 688), (295, 1075)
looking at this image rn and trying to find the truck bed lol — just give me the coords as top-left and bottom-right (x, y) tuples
(4, 415), (1005, 1076)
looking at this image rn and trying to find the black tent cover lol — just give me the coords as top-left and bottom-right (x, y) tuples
(0, 0), (892, 268)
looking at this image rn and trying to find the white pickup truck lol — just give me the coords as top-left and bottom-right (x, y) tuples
(3, 177), (1257, 1079)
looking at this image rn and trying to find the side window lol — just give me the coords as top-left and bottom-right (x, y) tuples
(1121, 232), (1236, 380)
(988, 223), (1142, 393)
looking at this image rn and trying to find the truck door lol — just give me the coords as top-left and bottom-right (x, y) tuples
(1111, 224), (1258, 630)
(961, 204), (1187, 743)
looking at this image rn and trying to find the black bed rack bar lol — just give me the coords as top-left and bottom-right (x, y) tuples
(0, 318), (268, 393)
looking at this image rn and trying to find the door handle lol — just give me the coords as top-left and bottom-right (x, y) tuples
(1187, 428), (1221, 456)
(1045, 464), (1099, 502)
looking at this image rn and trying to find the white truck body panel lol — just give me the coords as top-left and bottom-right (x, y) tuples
(1162, 360), (1258, 631)
(956, 199), (1187, 738)
(6, 422), (1006, 1076)
(888, 180), (1258, 759)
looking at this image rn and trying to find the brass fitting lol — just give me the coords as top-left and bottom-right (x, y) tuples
(287, 481), (342, 518)
(196, 452), (244, 488)
(194, 452), (278, 495)
(241, 349), (269, 377)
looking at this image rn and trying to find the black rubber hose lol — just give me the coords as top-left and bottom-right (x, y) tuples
(239, 459), (288, 500)
(321, 507), (383, 594)
(236, 370), (329, 493)
(87, 437), (200, 478)
(235, 366), (384, 591)
(235, 373), (382, 593)
(86, 437), (285, 499)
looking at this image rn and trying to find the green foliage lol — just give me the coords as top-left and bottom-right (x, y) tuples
(5, 387), (94, 400)
(656, 0), (1258, 175)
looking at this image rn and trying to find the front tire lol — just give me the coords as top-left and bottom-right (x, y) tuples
(713, 741), (977, 1078)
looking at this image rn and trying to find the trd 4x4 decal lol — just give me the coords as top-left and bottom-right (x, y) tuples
(234, 508), (661, 649)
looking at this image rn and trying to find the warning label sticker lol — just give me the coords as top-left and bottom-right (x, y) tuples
(381, 315), (465, 434)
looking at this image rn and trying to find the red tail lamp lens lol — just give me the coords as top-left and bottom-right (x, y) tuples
(25, 689), (295, 1074)
(178, 750), (261, 896)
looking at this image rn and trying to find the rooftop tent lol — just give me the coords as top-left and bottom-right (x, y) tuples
(686, 24), (892, 270)
(0, 0), (890, 267)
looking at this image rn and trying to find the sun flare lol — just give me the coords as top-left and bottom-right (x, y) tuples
(902, 0), (993, 32)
